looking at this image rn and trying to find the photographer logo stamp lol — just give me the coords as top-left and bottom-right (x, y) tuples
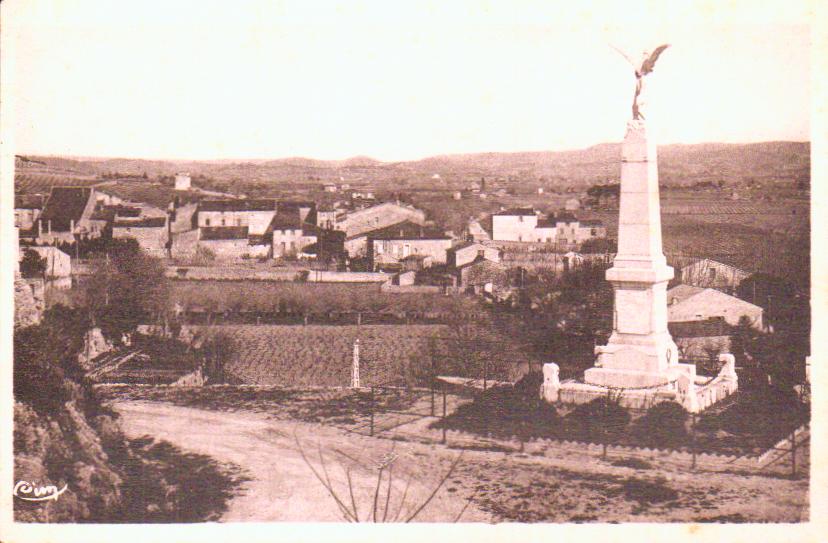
(13, 481), (68, 502)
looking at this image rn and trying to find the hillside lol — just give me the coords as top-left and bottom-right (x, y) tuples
(16, 141), (809, 195)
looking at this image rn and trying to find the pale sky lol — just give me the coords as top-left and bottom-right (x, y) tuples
(2, 0), (813, 161)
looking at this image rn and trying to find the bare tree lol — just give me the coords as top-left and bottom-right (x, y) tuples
(294, 432), (474, 522)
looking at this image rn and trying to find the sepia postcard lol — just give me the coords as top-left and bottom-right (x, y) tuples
(1, 1), (825, 541)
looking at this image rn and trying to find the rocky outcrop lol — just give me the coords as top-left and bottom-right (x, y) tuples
(14, 277), (43, 329)
(78, 328), (114, 370)
(14, 392), (123, 522)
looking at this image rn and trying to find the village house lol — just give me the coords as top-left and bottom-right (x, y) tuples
(678, 258), (751, 292)
(667, 284), (764, 329)
(194, 199), (316, 255)
(491, 208), (539, 242)
(491, 208), (606, 246)
(14, 194), (45, 231)
(271, 210), (317, 258)
(175, 172), (192, 191)
(367, 221), (452, 270)
(447, 241), (500, 268)
(113, 217), (169, 256)
(551, 214), (607, 247)
(336, 201), (426, 239)
(456, 256), (508, 295)
(36, 186), (102, 243)
(343, 214), (431, 258)
(666, 285), (764, 359)
(196, 199), (279, 233)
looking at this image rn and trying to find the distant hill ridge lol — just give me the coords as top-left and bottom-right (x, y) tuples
(18, 141), (808, 190)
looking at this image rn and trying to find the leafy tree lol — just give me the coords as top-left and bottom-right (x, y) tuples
(19, 249), (46, 278)
(84, 242), (170, 340)
(729, 316), (807, 391)
(197, 329), (238, 384)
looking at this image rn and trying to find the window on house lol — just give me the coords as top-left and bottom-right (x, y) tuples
(709, 268), (717, 280)
(591, 228), (597, 236)
(221, 218), (226, 226)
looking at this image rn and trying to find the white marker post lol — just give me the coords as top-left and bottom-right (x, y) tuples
(351, 338), (360, 388)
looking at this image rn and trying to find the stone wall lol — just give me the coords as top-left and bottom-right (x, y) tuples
(305, 270), (391, 283)
(166, 266), (300, 281)
(541, 353), (738, 414)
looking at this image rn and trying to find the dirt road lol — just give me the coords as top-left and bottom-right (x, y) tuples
(112, 398), (808, 523)
(112, 400), (490, 522)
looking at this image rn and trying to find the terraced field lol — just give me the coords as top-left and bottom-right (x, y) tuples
(184, 324), (452, 387)
(15, 172), (100, 193)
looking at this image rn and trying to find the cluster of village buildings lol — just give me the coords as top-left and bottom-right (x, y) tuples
(14, 175), (611, 275)
(14, 175), (769, 359)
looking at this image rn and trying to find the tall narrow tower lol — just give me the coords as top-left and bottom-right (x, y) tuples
(585, 120), (679, 388)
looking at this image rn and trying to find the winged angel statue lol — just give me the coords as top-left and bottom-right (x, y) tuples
(612, 44), (670, 120)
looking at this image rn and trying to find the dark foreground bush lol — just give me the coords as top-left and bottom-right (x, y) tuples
(697, 388), (809, 440)
(630, 401), (690, 449)
(433, 372), (560, 440)
(564, 397), (631, 443)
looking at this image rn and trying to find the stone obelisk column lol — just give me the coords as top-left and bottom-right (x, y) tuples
(585, 120), (679, 388)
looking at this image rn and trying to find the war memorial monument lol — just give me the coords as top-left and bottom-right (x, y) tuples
(541, 46), (739, 413)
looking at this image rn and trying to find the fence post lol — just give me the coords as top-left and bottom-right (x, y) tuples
(442, 383), (447, 445)
(791, 429), (797, 478)
(369, 385), (375, 437)
(691, 413), (697, 471)
(602, 389), (609, 460)
(430, 376), (435, 417)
